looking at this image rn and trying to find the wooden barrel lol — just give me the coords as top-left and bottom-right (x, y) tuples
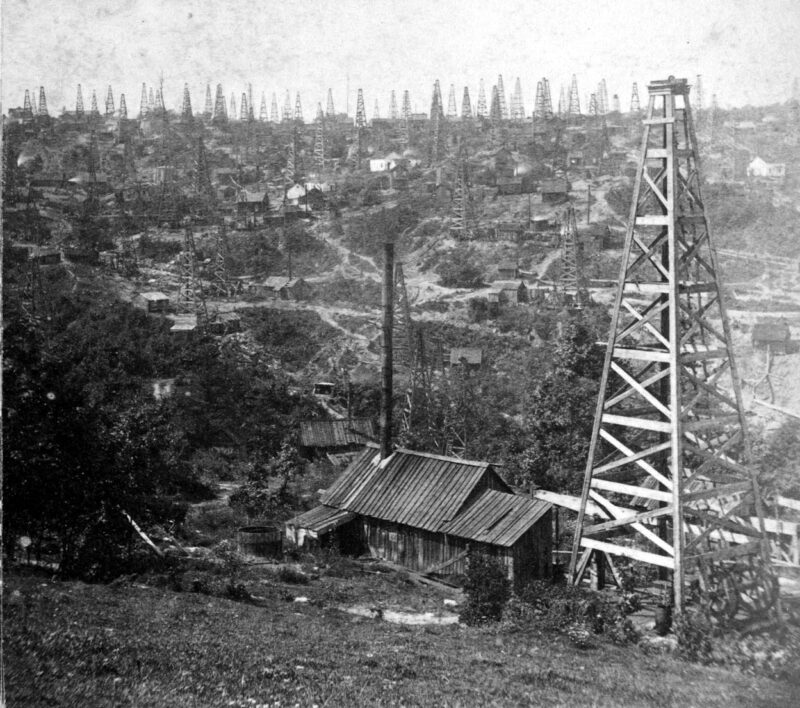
(237, 525), (282, 559)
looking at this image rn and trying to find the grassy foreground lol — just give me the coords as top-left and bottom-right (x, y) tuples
(5, 567), (799, 707)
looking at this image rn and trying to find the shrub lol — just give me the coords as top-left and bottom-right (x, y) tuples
(675, 609), (713, 663)
(278, 566), (310, 585)
(459, 550), (511, 625)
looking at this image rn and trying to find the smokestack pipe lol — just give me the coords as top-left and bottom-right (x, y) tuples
(380, 240), (394, 460)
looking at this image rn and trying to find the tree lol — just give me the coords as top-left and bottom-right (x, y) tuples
(512, 320), (604, 494)
(436, 246), (485, 288)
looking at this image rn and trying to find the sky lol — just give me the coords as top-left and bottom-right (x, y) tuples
(2, 0), (799, 117)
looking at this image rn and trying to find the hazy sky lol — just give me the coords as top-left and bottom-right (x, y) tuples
(3, 0), (799, 116)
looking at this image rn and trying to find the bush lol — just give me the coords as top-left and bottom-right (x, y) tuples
(675, 609), (713, 663)
(459, 550), (510, 625)
(278, 566), (310, 585)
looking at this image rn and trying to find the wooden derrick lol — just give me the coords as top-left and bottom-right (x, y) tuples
(569, 77), (776, 621)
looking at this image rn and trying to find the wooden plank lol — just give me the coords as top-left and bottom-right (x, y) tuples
(580, 537), (674, 569)
(613, 347), (670, 363)
(588, 492), (674, 555)
(754, 517), (799, 537)
(591, 478), (672, 502)
(424, 550), (468, 575)
(120, 509), (164, 558)
(684, 481), (752, 503)
(611, 362), (671, 418)
(645, 149), (668, 159)
(686, 540), (762, 564)
(532, 489), (607, 518)
(642, 117), (675, 125)
(583, 505), (674, 535)
(602, 413), (672, 433)
(776, 495), (800, 513)
(594, 438), (671, 480)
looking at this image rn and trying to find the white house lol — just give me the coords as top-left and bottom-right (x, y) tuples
(747, 156), (786, 180)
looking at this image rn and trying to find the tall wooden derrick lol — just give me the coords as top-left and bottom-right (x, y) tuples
(314, 117), (325, 173)
(496, 74), (508, 120)
(105, 86), (115, 117)
(118, 94), (128, 119)
(140, 83), (149, 118)
(569, 77), (776, 622)
(557, 205), (583, 294)
(401, 90), (411, 120)
(588, 93), (598, 118)
(177, 228), (206, 319)
(630, 82), (641, 113)
(270, 93), (279, 123)
(204, 84), (213, 117)
(461, 87), (472, 120)
(450, 149), (476, 241)
(558, 85), (567, 120)
(90, 90), (100, 116)
(36, 87), (48, 117)
(181, 84), (193, 122)
(260, 94), (268, 121)
(315, 102), (324, 122)
(210, 223), (232, 298)
(394, 263), (441, 452)
(326, 89), (335, 118)
(286, 128), (298, 184)
(75, 85), (85, 117)
(294, 92), (303, 122)
(352, 88), (367, 167)
(510, 77), (525, 121)
(282, 91), (292, 122)
(22, 90), (34, 120)
(446, 84), (458, 119)
(597, 79), (609, 115)
(195, 135), (215, 216)
(213, 84), (227, 123)
(428, 81), (446, 166)
(241, 93), (249, 122)
(567, 74), (581, 122)
(389, 90), (399, 120)
(476, 79), (488, 119)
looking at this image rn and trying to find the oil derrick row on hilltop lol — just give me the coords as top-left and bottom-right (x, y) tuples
(476, 79), (488, 119)
(569, 76), (777, 623)
(241, 93), (249, 122)
(401, 90), (412, 120)
(534, 79), (553, 120)
(390, 90), (399, 120)
(597, 79), (609, 115)
(119, 94), (128, 119)
(294, 92), (303, 122)
(148, 87), (155, 113)
(37, 87), (48, 117)
(90, 90), (100, 116)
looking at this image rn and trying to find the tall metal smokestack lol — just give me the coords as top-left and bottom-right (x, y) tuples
(380, 241), (394, 460)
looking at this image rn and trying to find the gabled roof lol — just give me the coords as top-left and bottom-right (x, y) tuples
(286, 505), (356, 534)
(320, 444), (509, 533)
(299, 419), (376, 448)
(442, 489), (551, 547)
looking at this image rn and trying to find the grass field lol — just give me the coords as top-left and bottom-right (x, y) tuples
(5, 565), (799, 708)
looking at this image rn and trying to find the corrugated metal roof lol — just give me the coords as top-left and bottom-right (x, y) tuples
(286, 505), (356, 534)
(299, 419), (376, 448)
(321, 445), (510, 533)
(442, 490), (551, 547)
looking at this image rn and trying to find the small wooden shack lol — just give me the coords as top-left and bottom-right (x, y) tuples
(299, 418), (377, 459)
(490, 280), (529, 305)
(752, 322), (791, 354)
(137, 291), (170, 313)
(286, 445), (553, 588)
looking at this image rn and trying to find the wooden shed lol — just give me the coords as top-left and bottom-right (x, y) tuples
(752, 322), (791, 354)
(490, 280), (529, 305)
(137, 291), (170, 313)
(285, 445), (553, 588)
(299, 418), (377, 458)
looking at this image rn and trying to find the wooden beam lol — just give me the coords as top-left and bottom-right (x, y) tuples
(686, 540), (762, 564)
(591, 478), (672, 502)
(532, 489), (607, 517)
(602, 413), (672, 433)
(580, 537), (675, 569)
(584, 505), (674, 535)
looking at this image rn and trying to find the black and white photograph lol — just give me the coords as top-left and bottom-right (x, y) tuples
(3, 0), (800, 705)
